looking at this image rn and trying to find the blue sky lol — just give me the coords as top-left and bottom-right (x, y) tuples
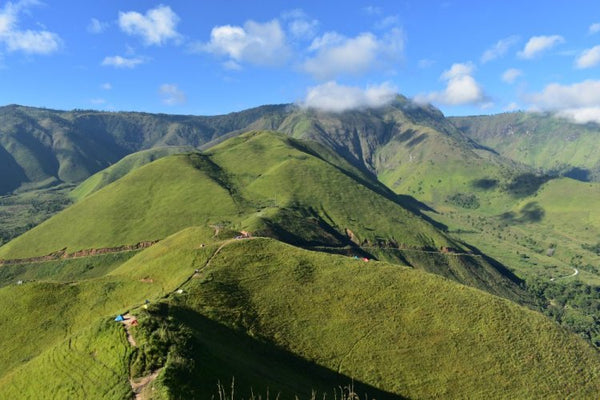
(2, 1), (600, 121)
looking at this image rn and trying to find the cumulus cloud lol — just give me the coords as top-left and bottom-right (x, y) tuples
(481, 35), (519, 63)
(101, 55), (145, 68)
(303, 28), (404, 80)
(526, 80), (600, 123)
(589, 23), (600, 35)
(575, 45), (600, 69)
(101, 82), (112, 90)
(518, 35), (564, 59)
(159, 84), (186, 105)
(281, 9), (318, 39)
(415, 62), (486, 106)
(300, 81), (397, 112)
(502, 68), (522, 84)
(119, 5), (181, 46)
(87, 18), (108, 34)
(0, 0), (61, 54)
(199, 19), (290, 66)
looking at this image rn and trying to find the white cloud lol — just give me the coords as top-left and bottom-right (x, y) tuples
(90, 98), (106, 105)
(518, 35), (564, 59)
(200, 19), (290, 66)
(101, 82), (112, 90)
(303, 28), (404, 80)
(101, 55), (145, 68)
(589, 23), (600, 35)
(418, 58), (435, 68)
(119, 5), (181, 46)
(575, 45), (600, 69)
(0, 1), (61, 55)
(281, 9), (318, 39)
(502, 68), (522, 84)
(527, 80), (600, 109)
(415, 62), (485, 106)
(159, 84), (186, 105)
(558, 107), (600, 123)
(87, 18), (108, 34)
(526, 80), (600, 123)
(300, 81), (397, 112)
(481, 35), (518, 63)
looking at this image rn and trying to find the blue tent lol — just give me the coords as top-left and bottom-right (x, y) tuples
(114, 314), (124, 322)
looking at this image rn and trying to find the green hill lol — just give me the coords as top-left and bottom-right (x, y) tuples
(70, 146), (194, 201)
(451, 112), (600, 181)
(0, 131), (527, 301)
(0, 232), (598, 399)
(0, 104), (289, 195)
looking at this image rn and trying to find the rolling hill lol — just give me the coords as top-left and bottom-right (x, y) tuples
(0, 130), (526, 302)
(0, 231), (599, 399)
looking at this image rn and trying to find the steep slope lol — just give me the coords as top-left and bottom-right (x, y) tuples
(451, 112), (600, 181)
(0, 131), (527, 301)
(1, 231), (599, 399)
(270, 97), (529, 208)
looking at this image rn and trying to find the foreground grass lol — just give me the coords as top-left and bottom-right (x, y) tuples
(128, 236), (600, 399)
(0, 320), (132, 399)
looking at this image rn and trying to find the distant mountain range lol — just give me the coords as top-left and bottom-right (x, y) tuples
(0, 98), (533, 196)
(451, 112), (600, 181)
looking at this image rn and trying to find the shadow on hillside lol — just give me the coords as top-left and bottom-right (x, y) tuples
(499, 202), (545, 224)
(504, 173), (551, 198)
(562, 167), (591, 182)
(167, 305), (409, 400)
(0, 145), (28, 194)
(471, 178), (499, 190)
(458, 242), (533, 305)
(406, 133), (427, 148)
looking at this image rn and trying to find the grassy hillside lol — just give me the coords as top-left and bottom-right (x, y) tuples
(451, 112), (600, 181)
(123, 235), (600, 399)
(1, 230), (598, 399)
(71, 146), (194, 201)
(0, 131), (527, 302)
(0, 227), (214, 394)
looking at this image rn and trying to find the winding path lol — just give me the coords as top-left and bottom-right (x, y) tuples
(550, 267), (579, 282)
(119, 237), (254, 398)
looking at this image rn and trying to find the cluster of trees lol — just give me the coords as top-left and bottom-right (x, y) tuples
(445, 193), (480, 209)
(527, 278), (600, 347)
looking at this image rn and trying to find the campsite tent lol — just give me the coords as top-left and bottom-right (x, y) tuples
(114, 315), (124, 322)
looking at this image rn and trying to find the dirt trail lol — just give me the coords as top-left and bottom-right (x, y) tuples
(119, 313), (137, 347)
(117, 237), (254, 398)
(550, 267), (579, 282)
(130, 368), (162, 400)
